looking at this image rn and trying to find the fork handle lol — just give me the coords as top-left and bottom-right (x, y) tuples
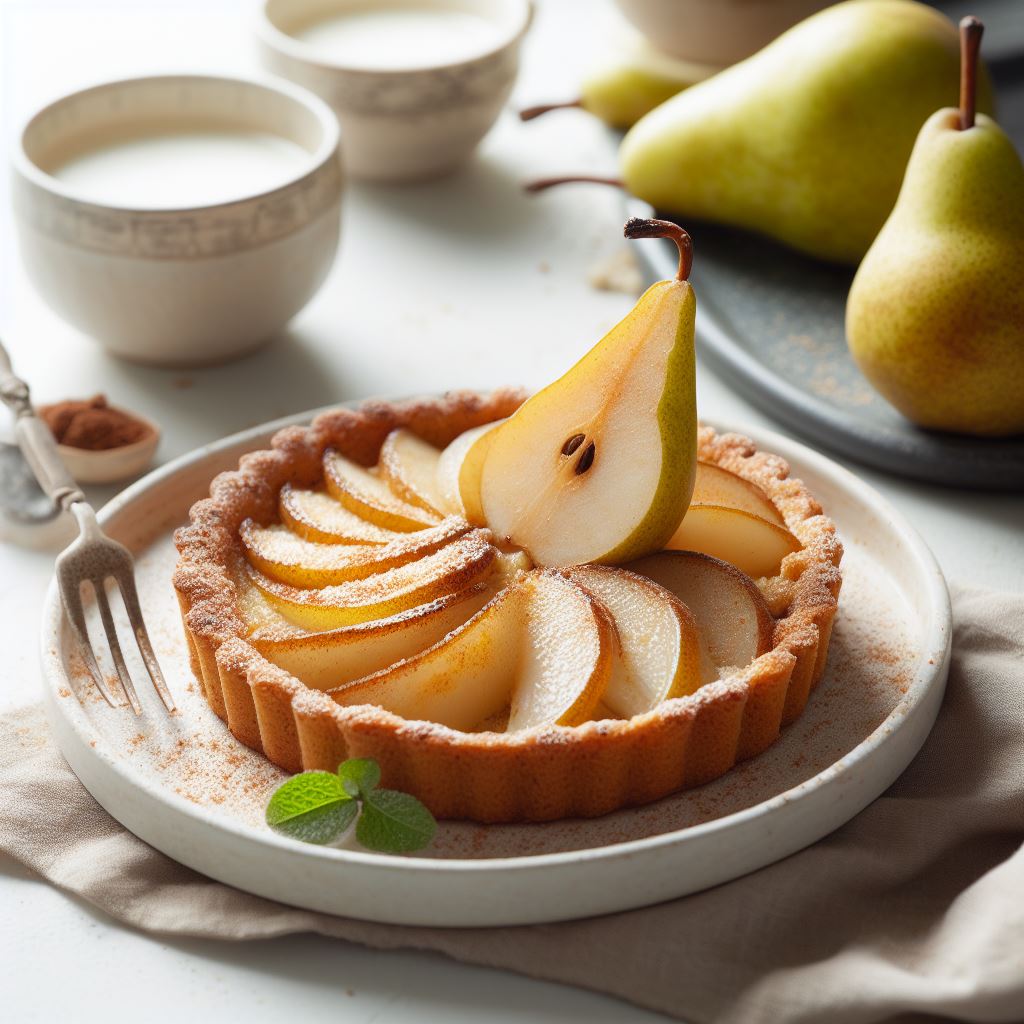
(0, 340), (85, 510)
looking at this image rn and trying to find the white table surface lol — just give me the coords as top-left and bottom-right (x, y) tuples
(1, 1), (1021, 1021)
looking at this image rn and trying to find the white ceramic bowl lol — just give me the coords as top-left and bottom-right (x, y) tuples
(258, 0), (533, 182)
(614, 0), (830, 66)
(13, 74), (343, 368)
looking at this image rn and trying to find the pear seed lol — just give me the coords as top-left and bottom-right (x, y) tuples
(561, 433), (586, 457)
(575, 442), (596, 475)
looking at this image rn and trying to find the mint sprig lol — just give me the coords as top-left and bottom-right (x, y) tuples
(265, 758), (437, 854)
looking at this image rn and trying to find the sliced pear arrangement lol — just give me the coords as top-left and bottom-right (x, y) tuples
(473, 218), (698, 566)
(226, 220), (820, 740)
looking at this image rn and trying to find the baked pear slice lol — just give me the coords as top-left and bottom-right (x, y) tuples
(324, 449), (441, 532)
(692, 462), (785, 526)
(249, 530), (497, 630)
(436, 420), (503, 523)
(378, 429), (446, 515)
(279, 485), (402, 545)
(667, 505), (801, 578)
(330, 570), (613, 733)
(252, 584), (496, 691)
(475, 219), (698, 566)
(627, 551), (774, 671)
(239, 516), (469, 588)
(567, 564), (712, 718)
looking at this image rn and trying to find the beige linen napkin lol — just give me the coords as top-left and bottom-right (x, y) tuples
(2, 583), (1022, 1024)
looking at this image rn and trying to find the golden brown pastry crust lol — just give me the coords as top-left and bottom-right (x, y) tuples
(174, 394), (842, 823)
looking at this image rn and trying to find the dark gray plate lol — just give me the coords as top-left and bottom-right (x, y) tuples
(638, 11), (1024, 492)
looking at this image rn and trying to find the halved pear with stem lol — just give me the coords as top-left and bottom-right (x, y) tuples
(435, 420), (504, 522)
(280, 485), (401, 545)
(324, 449), (441, 532)
(249, 531), (497, 631)
(378, 429), (445, 515)
(692, 462), (784, 526)
(477, 219), (698, 566)
(627, 551), (774, 670)
(239, 516), (469, 588)
(568, 564), (712, 717)
(331, 571), (613, 732)
(667, 506), (801, 578)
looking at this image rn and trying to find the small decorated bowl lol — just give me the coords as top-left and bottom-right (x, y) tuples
(258, 0), (533, 182)
(13, 74), (342, 367)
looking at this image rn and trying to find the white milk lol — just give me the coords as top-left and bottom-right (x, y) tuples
(295, 6), (500, 69)
(52, 130), (309, 208)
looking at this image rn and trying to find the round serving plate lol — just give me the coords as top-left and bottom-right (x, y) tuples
(40, 405), (951, 927)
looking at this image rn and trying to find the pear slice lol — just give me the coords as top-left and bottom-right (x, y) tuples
(249, 531), (497, 630)
(239, 516), (469, 588)
(253, 584), (496, 691)
(330, 583), (527, 731)
(477, 219), (697, 567)
(693, 462), (784, 527)
(324, 449), (441, 532)
(330, 570), (613, 732)
(667, 505), (801, 578)
(568, 564), (711, 718)
(435, 420), (503, 522)
(627, 551), (774, 671)
(507, 570), (613, 731)
(378, 429), (446, 515)
(279, 485), (402, 546)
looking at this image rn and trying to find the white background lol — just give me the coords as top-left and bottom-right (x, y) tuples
(1, 1), (1022, 1021)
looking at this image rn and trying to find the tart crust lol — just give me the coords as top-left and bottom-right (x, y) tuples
(174, 391), (842, 823)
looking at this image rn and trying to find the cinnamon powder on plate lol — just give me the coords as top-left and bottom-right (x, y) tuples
(39, 395), (150, 451)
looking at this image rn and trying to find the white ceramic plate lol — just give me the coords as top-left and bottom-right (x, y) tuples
(40, 408), (951, 927)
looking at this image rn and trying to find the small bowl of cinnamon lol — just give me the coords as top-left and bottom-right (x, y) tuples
(39, 395), (160, 485)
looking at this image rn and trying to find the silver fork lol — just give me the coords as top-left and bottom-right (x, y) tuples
(0, 340), (174, 714)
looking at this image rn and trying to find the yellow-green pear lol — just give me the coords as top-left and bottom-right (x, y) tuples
(474, 218), (698, 567)
(522, 37), (715, 130)
(619, 0), (994, 265)
(846, 18), (1024, 436)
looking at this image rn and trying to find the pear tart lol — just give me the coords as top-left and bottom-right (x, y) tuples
(174, 391), (841, 823)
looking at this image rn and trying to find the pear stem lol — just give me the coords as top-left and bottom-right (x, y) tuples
(524, 175), (625, 194)
(624, 217), (693, 282)
(519, 100), (583, 121)
(959, 16), (984, 131)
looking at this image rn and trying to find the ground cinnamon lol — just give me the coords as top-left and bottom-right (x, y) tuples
(39, 395), (150, 451)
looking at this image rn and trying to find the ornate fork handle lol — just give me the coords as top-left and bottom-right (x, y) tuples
(0, 340), (85, 510)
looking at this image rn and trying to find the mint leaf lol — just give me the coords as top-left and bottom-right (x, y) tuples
(338, 757), (381, 798)
(356, 788), (437, 853)
(266, 771), (357, 845)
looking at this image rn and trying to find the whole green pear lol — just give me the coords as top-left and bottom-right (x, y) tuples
(846, 109), (1024, 436)
(619, 0), (994, 265)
